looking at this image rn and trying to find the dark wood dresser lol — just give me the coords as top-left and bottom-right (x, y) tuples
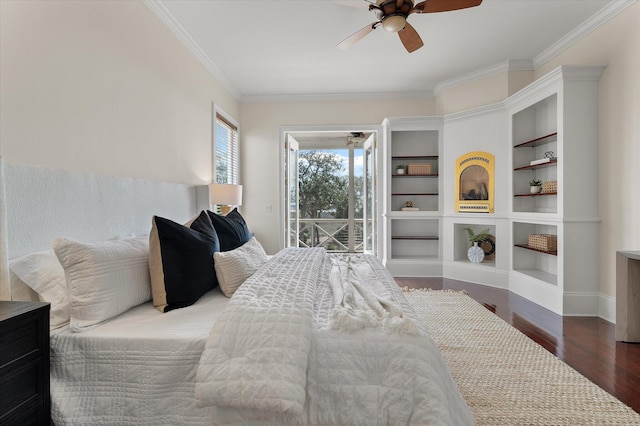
(0, 302), (50, 425)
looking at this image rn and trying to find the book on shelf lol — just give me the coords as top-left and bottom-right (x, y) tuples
(401, 207), (419, 211)
(530, 158), (553, 165)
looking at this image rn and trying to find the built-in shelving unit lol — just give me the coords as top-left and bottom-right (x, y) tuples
(379, 66), (603, 317)
(382, 117), (443, 276)
(512, 98), (558, 214)
(506, 65), (604, 315)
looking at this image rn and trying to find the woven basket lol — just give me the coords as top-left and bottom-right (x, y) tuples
(541, 181), (557, 193)
(407, 163), (432, 175)
(528, 234), (557, 252)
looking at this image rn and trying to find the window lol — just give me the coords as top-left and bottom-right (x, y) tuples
(214, 108), (239, 185)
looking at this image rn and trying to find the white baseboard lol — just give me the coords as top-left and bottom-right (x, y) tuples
(598, 293), (616, 324)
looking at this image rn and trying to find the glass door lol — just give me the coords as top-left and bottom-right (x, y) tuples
(284, 135), (299, 247)
(362, 134), (376, 254)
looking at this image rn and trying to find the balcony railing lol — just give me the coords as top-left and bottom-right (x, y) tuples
(292, 218), (367, 253)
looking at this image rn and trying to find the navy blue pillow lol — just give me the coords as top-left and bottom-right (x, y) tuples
(149, 210), (220, 312)
(207, 208), (251, 251)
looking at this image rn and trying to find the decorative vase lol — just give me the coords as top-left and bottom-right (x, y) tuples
(530, 186), (542, 194)
(397, 168), (405, 175)
(467, 241), (485, 264)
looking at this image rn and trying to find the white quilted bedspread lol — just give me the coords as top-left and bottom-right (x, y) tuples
(49, 291), (229, 425)
(196, 248), (474, 425)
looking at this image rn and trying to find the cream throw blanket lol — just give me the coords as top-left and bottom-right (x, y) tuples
(329, 254), (420, 335)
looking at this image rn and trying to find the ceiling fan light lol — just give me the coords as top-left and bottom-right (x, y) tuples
(381, 14), (406, 32)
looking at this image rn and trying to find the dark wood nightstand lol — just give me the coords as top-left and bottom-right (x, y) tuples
(0, 301), (50, 425)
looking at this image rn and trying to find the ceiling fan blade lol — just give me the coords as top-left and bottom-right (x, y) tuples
(411, 0), (482, 14)
(398, 21), (423, 53)
(336, 22), (378, 50)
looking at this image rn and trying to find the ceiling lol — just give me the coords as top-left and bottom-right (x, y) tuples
(155, 0), (614, 101)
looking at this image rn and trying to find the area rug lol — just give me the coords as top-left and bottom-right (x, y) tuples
(404, 289), (640, 425)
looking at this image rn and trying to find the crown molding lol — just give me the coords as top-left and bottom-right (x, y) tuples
(240, 91), (435, 104)
(444, 102), (505, 123)
(533, 0), (638, 69)
(434, 60), (533, 97)
(143, 0), (240, 100)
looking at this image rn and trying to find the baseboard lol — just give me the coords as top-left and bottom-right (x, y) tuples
(598, 293), (616, 324)
(563, 291), (600, 316)
(442, 261), (509, 289)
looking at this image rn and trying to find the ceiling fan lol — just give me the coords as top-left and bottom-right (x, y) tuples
(337, 0), (483, 53)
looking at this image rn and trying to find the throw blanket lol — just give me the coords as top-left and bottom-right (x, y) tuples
(329, 254), (421, 335)
(196, 248), (474, 425)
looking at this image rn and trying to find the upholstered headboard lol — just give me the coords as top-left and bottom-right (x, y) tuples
(0, 156), (209, 299)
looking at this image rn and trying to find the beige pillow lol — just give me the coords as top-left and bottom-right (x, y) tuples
(214, 237), (268, 297)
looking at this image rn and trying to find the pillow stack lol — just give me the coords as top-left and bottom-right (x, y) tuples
(10, 207), (266, 332)
(149, 208), (257, 311)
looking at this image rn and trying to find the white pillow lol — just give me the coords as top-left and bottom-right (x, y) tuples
(10, 250), (69, 329)
(53, 236), (151, 332)
(214, 237), (268, 297)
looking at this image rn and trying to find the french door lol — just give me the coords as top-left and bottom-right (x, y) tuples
(283, 131), (377, 255)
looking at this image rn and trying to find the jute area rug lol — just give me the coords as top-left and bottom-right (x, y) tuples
(404, 289), (640, 425)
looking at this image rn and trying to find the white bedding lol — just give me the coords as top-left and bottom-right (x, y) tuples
(196, 248), (474, 425)
(50, 289), (229, 425)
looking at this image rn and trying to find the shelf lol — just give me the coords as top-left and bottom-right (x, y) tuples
(392, 236), (438, 240)
(392, 155), (438, 160)
(392, 174), (438, 177)
(514, 191), (557, 197)
(391, 193), (438, 196)
(513, 159), (558, 171)
(513, 132), (558, 148)
(514, 244), (557, 256)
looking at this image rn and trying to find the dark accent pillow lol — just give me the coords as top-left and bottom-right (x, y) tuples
(207, 208), (251, 251)
(149, 211), (220, 312)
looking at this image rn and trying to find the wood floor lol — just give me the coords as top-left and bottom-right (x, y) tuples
(395, 277), (640, 415)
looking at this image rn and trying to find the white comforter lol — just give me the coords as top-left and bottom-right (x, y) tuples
(196, 248), (474, 425)
(49, 291), (229, 425)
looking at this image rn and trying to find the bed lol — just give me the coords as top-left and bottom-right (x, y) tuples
(0, 158), (473, 425)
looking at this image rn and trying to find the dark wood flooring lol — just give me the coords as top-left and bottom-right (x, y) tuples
(395, 277), (640, 415)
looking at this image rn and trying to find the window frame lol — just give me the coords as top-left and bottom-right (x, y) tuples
(212, 104), (240, 185)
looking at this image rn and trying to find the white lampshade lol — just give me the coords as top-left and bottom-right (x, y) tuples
(209, 184), (243, 207)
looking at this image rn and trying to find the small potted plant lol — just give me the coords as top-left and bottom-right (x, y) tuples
(464, 227), (490, 245)
(464, 227), (490, 264)
(396, 164), (406, 175)
(530, 179), (542, 194)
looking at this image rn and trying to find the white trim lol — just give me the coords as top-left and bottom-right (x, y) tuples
(444, 102), (504, 123)
(442, 261), (510, 289)
(563, 291), (601, 317)
(240, 91), (435, 104)
(434, 60), (533, 97)
(598, 293), (616, 324)
(143, 0), (240, 99)
(533, 0), (638, 69)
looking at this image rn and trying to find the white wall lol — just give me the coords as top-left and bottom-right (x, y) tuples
(0, 0), (238, 184)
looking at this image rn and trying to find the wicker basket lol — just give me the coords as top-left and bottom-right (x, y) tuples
(407, 163), (432, 175)
(541, 180), (557, 193)
(528, 234), (557, 252)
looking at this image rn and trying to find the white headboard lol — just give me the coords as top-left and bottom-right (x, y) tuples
(0, 156), (209, 299)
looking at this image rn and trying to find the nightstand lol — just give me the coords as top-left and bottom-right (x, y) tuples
(0, 301), (50, 425)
